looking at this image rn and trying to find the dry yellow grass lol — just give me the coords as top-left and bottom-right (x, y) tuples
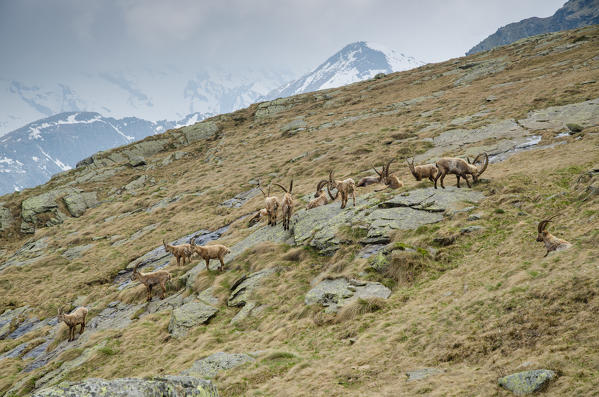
(0, 25), (598, 396)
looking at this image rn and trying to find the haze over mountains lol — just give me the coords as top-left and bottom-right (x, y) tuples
(0, 41), (424, 195)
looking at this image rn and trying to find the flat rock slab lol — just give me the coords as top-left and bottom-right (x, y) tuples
(498, 369), (556, 395)
(518, 97), (599, 131)
(305, 277), (391, 313)
(228, 268), (278, 307)
(406, 368), (445, 381)
(230, 301), (266, 325)
(168, 301), (218, 338)
(181, 351), (255, 378)
(62, 243), (95, 260)
(220, 187), (261, 208)
(32, 376), (219, 397)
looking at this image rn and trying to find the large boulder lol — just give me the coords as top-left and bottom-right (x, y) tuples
(63, 191), (99, 217)
(32, 376), (219, 397)
(305, 277), (391, 313)
(180, 121), (220, 144)
(228, 268), (278, 308)
(0, 205), (13, 232)
(168, 301), (218, 338)
(181, 352), (255, 378)
(498, 369), (556, 395)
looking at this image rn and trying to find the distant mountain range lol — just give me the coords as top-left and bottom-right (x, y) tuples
(0, 111), (208, 195)
(0, 68), (294, 136)
(265, 41), (424, 99)
(467, 0), (599, 55)
(0, 41), (424, 195)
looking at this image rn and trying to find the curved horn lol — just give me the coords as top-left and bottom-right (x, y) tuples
(289, 179), (293, 194)
(385, 159), (394, 177)
(538, 214), (559, 233)
(407, 157), (418, 178)
(257, 179), (267, 198)
(316, 179), (328, 192)
(274, 183), (288, 193)
(476, 152), (488, 176)
(326, 183), (338, 201)
(373, 165), (382, 177)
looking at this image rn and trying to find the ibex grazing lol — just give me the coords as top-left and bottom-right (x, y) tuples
(57, 307), (88, 342)
(537, 216), (572, 257)
(327, 170), (356, 209)
(274, 179), (294, 230)
(258, 180), (280, 226)
(374, 159), (404, 191)
(307, 180), (329, 209)
(131, 264), (172, 301)
(407, 157), (438, 182)
(163, 239), (193, 266)
(191, 238), (230, 272)
(248, 208), (268, 227)
(434, 152), (488, 189)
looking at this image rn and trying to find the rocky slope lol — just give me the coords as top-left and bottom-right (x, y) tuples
(265, 41), (423, 99)
(0, 25), (598, 397)
(467, 0), (599, 55)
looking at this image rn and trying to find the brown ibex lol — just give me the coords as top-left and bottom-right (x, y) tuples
(434, 152), (488, 189)
(407, 157), (438, 182)
(327, 170), (356, 209)
(191, 238), (230, 272)
(537, 216), (572, 257)
(274, 179), (294, 230)
(374, 159), (404, 191)
(258, 180), (280, 226)
(163, 239), (193, 266)
(131, 264), (172, 301)
(248, 208), (268, 227)
(357, 166), (382, 187)
(307, 180), (329, 209)
(57, 307), (88, 342)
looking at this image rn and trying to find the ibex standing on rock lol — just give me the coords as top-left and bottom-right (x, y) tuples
(374, 159), (404, 191)
(327, 170), (356, 209)
(407, 157), (438, 183)
(434, 152), (488, 189)
(274, 179), (294, 230)
(163, 239), (193, 266)
(537, 216), (572, 257)
(248, 208), (268, 227)
(131, 264), (172, 301)
(307, 180), (330, 209)
(58, 307), (88, 342)
(258, 180), (280, 226)
(191, 238), (230, 272)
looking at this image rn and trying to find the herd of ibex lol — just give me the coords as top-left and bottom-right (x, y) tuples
(56, 151), (572, 342)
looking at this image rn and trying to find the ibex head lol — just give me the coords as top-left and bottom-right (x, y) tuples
(57, 308), (65, 321)
(468, 152), (488, 182)
(314, 179), (328, 198)
(407, 157), (418, 179)
(130, 264), (141, 281)
(537, 215), (558, 242)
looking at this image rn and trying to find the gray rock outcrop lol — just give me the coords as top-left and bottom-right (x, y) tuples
(168, 301), (218, 338)
(0, 205), (13, 232)
(498, 369), (556, 395)
(32, 376), (219, 397)
(305, 277), (391, 313)
(181, 352), (255, 378)
(228, 268), (278, 307)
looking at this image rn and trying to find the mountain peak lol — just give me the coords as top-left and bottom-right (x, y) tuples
(265, 41), (424, 99)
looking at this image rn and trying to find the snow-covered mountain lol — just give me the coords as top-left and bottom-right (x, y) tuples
(265, 41), (424, 99)
(0, 67), (295, 136)
(0, 111), (209, 195)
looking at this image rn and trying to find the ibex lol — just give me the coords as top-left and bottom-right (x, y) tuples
(57, 307), (88, 342)
(191, 238), (231, 272)
(327, 170), (356, 209)
(163, 239), (193, 266)
(306, 180), (329, 209)
(274, 179), (294, 230)
(357, 167), (382, 187)
(374, 159), (404, 191)
(407, 157), (438, 182)
(248, 208), (268, 227)
(258, 180), (280, 226)
(434, 152), (488, 189)
(537, 216), (572, 257)
(131, 264), (172, 301)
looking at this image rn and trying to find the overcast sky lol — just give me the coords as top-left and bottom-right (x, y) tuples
(0, 0), (566, 79)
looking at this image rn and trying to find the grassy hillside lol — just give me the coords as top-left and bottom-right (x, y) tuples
(1, 25), (598, 396)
